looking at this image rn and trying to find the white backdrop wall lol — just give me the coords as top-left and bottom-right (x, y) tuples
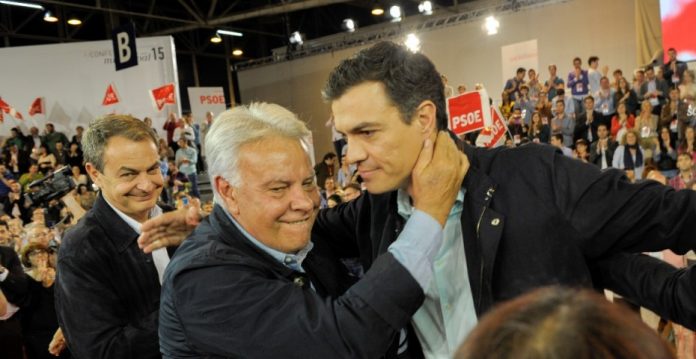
(239, 0), (639, 161)
(0, 36), (180, 140)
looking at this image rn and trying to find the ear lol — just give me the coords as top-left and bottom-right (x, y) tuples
(414, 100), (437, 137)
(214, 176), (240, 215)
(84, 162), (102, 188)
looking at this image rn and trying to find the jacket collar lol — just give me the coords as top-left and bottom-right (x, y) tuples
(92, 193), (139, 253)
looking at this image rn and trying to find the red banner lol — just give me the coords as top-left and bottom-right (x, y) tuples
(151, 83), (176, 111)
(29, 97), (44, 116)
(446, 90), (492, 136)
(102, 84), (120, 106)
(476, 106), (508, 148)
(0, 98), (10, 114)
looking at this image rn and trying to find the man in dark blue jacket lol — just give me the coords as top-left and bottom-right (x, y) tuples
(158, 103), (467, 358)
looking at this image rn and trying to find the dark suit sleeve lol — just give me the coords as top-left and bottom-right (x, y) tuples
(170, 253), (423, 358)
(550, 151), (696, 256)
(55, 254), (160, 359)
(591, 253), (696, 330)
(0, 248), (29, 307)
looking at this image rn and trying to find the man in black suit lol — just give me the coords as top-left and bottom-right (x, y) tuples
(55, 115), (173, 359)
(574, 95), (606, 145)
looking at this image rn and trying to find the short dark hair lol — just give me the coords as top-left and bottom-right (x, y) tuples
(555, 99), (565, 105)
(323, 41), (448, 130)
(645, 66), (655, 73)
(613, 69), (623, 75)
(322, 152), (337, 161)
(456, 287), (675, 359)
(516, 67), (526, 74)
(584, 95), (595, 103)
(551, 133), (564, 142)
(573, 57), (582, 64)
(588, 56), (599, 65)
(83, 115), (158, 173)
(668, 47), (676, 53)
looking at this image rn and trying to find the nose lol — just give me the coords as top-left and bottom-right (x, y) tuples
(289, 185), (316, 212)
(135, 172), (158, 192)
(345, 137), (367, 165)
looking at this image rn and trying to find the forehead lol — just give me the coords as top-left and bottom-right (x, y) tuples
(331, 81), (399, 131)
(103, 136), (158, 169)
(237, 137), (312, 183)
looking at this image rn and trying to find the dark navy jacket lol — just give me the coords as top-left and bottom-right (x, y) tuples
(159, 205), (424, 358)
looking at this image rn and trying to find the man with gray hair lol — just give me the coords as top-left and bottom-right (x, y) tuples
(158, 102), (468, 358)
(55, 115), (174, 359)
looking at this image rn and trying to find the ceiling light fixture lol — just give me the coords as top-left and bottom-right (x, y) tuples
(43, 10), (58, 22)
(484, 16), (500, 35)
(210, 34), (222, 43)
(216, 29), (243, 37)
(371, 5), (384, 15)
(289, 31), (303, 45)
(404, 33), (420, 53)
(232, 49), (243, 56)
(0, 0), (43, 10)
(418, 1), (433, 15)
(389, 5), (402, 22)
(342, 18), (356, 33)
(67, 16), (82, 26)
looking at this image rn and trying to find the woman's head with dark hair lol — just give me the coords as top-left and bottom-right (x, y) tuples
(456, 286), (674, 359)
(322, 41), (448, 131)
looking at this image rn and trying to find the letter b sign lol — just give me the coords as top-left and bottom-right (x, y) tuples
(112, 23), (138, 71)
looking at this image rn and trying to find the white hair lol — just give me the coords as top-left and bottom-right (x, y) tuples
(205, 102), (311, 205)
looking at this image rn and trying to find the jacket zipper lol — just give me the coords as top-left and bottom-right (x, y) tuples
(475, 187), (495, 311)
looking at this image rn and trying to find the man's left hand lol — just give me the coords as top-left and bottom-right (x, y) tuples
(138, 199), (203, 253)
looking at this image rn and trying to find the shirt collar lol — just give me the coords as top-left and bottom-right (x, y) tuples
(101, 195), (162, 235)
(397, 187), (466, 220)
(219, 205), (313, 273)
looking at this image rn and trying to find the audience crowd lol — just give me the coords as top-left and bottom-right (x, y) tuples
(0, 47), (694, 358)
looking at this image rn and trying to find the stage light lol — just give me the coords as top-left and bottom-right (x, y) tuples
(342, 18), (356, 32)
(210, 34), (222, 43)
(418, 1), (433, 15)
(485, 16), (499, 35)
(404, 33), (420, 53)
(67, 16), (82, 26)
(216, 29), (243, 37)
(289, 31), (304, 45)
(0, 0), (43, 10)
(232, 49), (243, 56)
(389, 5), (402, 22)
(43, 10), (58, 22)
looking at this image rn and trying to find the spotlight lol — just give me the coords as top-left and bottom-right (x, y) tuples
(43, 10), (58, 22)
(216, 29), (243, 37)
(371, 6), (384, 16)
(484, 16), (499, 35)
(0, 0), (43, 10)
(289, 31), (303, 45)
(232, 49), (243, 56)
(418, 1), (433, 15)
(210, 34), (222, 43)
(389, 5), (402, 22)
(342, 18), (356, 33)
(67, 16), (82, 26)
(404, 33), (420, 53)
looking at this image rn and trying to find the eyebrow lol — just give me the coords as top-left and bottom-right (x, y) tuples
(341, 121), (380, 135)
(118, 162), (160, 173)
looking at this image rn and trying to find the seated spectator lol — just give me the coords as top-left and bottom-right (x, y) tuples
(534, 90), (553, 121)
(70, 165), (88, 187)
(65, 142), (83, 172)
(589, 123), (618, 169)
(660, 88), (687, 144)
(35, 145), (56, 174)
(614, 76), (639, 115)
(314, 152), (336, 191)
(635, 100), (658, 154)
(639, 66), (669, 115)
(327, 193), (343, 208)
(42, 124), (69, 154)
(71, 126), (84, 149)
(52, 141), (69, 166)
(167, 161), (189, 195)
(574, 96), (604, 144)
(550, 133), (573, 157)
(613, 130), (645, 180)
(455, 286), (675, 359)
(527, 111), (550, 144)
(507, 108), (526, 142)
(679, 69), (696, 102)
(678, 126), (696, 162)
(76, 184), (95, 210)
(321, 177), (339, 209)
(669, 152), (695, 190)
(653, 127), (678, 178)
(610, 102), (636, 140)
(573, 139), (590, 163)
(342, 183), (362, 202)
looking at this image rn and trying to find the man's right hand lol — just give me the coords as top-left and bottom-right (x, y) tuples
(410, 132), (469, 227)
(138, 199), (203, 253)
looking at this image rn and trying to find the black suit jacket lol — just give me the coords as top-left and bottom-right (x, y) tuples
(314, 142), (696, 356)
(159, 205), (424, 358)
(0, 246), (28, 306)
(574, 111), (607, 144)
(55, 194), (173, 359)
